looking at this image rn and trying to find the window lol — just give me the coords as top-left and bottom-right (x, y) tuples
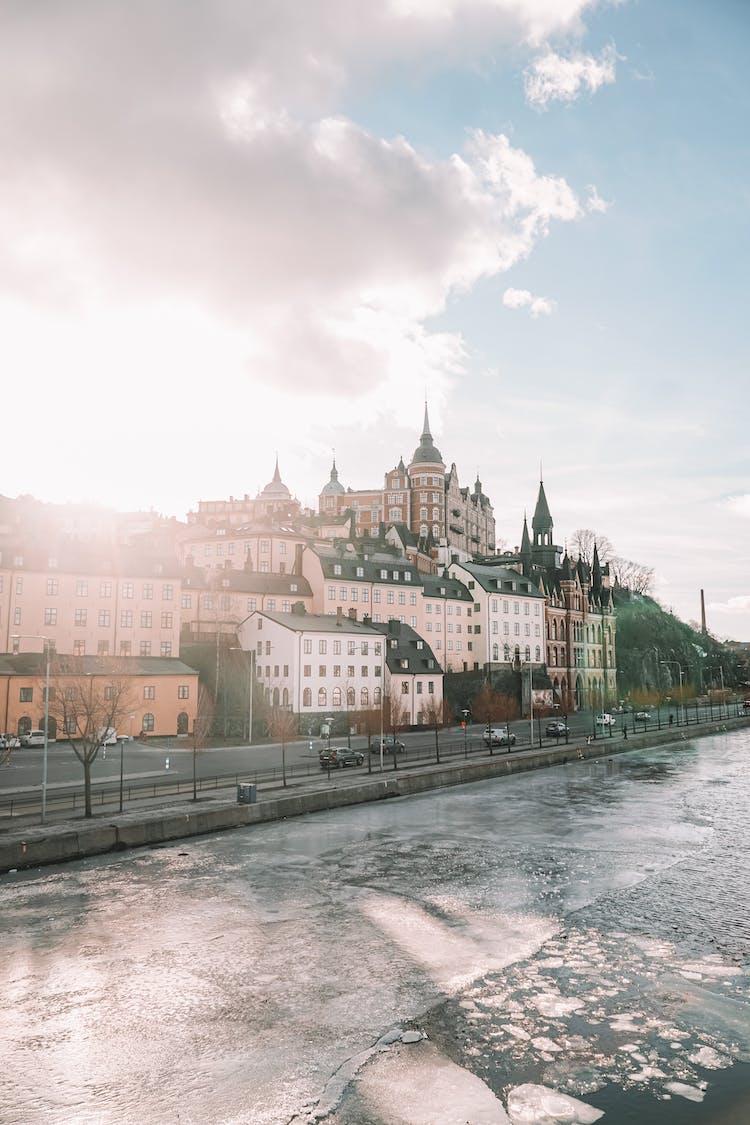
(121, 610), (133, 627)
(347, 665), (355, 678)
(98, 610), (110, 628)
(20, 687), (33, 702)
(140, 641), (151, 656)
(328, 586), (336, 600)
(44, 608), (57, 626)
(303, 664), (311, 677)
(15, 577), (23, 595)
(347, 687), (355, 707)
(247, 597), (256, 612)
(182, 593), (192, 609)
(142, 713), (155, 733)
(144, 685), (156, 700)
(401, 681), (409, 695)
(333, 564), (342, 576)
(142, 583), (153, 600)
(14, 607), (21, 625)
(161, 612), (173, 629)
(318, 665), (326, 677)
(98, 640), (110, 655)
(360, 687), (369, 707)
(76, 579), (88, 597)
(319, 640), (327, 654)
(141, 611), (152, 628)
(332, 687), (342, 706)
(73, 639), (86, 656)
(47, 578), (59, 596)
(120, 641), (132, 656)
(303, 687), (312, 707)
(178, 685), (189, 699)
(304, 639), (312, 653)
(75, 608), (87, 626)
(122, 582), (134, 599)
(318, 687), (327, 707)
(428, 681), (435, 694)
(160, 642), (172, 657)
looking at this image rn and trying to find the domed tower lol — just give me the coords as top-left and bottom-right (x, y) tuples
(407, 404), (445, 542)
(256, 457), (298, 519)
(319, 457), (346, 512)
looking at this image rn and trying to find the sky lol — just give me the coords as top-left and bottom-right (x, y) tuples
(1, 1), (748, 640)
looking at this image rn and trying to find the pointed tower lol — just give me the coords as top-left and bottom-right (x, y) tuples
(519, 513), (532, 576)
(530, 479), (561, 569)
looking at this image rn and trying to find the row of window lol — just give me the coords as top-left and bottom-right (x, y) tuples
(301, 686), (381, 708)
(299, 665), (381, 679)
(57, 640), (174, 657)
(33, 580), (177, 599)
(19, 684), (190, 703)
(40, 608), (177, 628)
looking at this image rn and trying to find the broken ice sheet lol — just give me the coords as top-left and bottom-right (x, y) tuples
(506, 1083), (603, 1123)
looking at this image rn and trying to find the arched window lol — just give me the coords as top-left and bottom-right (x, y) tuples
(524, 646), (530, 662)
(142, 713), (155, 733)
(318, 687), (327, 708)
(282, 687), (289, 707)
(332, 687), (342, 707)
(535, 646), (541, 661)
(503, 644), (510, 661)
(360, 687), (369, 707)
(303, 687), (312, 707)
(374, 686), (382, 706)
(492, 643), (499, 661)
(273, 687), (280, 707)
(177, 711), (189, 734)
(347, 686), (356, 707)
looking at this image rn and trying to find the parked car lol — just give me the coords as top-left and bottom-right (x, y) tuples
(0, 734), (20, 751)
(370, 736), (406, 754)
(595, 713), (616, 727)
(319, 746), (365, 770)
(545, 721), (569, 737)
(742, 700), (750, 711)
(634, 711), (651, 722)
(483, 727), (516, 748)
(20, 729), (52, 747)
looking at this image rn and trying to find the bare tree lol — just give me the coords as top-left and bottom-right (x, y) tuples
(267, 707), (297, 787)
(421, 696), (447, 763)
(45, 661), (137, 818)
(610, 556), (654, 595)
(570, 529), (614, 567)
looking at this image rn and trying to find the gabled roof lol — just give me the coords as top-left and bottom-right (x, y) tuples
(369, 620), (443, 675)
(450, 560), (546, 599)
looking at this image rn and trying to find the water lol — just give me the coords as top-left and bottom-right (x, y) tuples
(1, 729), (749, 1123)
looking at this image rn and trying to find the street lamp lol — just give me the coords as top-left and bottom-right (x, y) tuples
(12, 634), (51, 825)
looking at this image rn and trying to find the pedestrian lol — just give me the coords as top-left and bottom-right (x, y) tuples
(623, 726), (628, 740)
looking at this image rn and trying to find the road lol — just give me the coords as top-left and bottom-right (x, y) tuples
(1, 703), (738, 819)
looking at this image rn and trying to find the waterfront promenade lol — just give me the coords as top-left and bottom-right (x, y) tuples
(2, 713), (747, 874)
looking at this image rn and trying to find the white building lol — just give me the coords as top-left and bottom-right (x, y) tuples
(446, 561), (547, 672)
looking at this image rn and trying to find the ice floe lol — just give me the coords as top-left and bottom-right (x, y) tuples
(506, 1083), (603, 1123)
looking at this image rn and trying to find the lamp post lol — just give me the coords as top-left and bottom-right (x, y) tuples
(11, 634), (51, 825)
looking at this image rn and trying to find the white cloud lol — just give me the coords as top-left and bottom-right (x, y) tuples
(503, 287), (556, 317)
(586, 185), (612, 213)
(725, 494), (750, 519)
(525, 44), (617, 108)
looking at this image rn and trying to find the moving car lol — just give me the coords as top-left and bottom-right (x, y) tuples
(595, 713), (616, 727)
(483, 727), (516, 748)
(370, 736), (406, 754)
(545, 721), (569, 737)
(319, 746), (365, 770)
(634, 711), (651, 722)
(0, 734), (21, 751)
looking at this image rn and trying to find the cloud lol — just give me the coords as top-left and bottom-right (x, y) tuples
(0, 1), (599, 408)
(585, 185), (612, 213)
(503, 288), (557, 317)
(725, 494), (750, 519)
(525, 44), (617, 108)
(708, 595), (750, 616)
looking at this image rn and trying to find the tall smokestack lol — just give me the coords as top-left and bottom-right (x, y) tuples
(700, 589), (707, 634)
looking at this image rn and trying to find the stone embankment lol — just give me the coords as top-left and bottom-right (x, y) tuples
(1, 719), (746, 874)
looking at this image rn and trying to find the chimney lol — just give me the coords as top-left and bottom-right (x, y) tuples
(336, 606), (343, 626)
(294, 542), (304, 575)
(700, 589), (707, 633)
(348, 608), (357, 620)
(291, 601), (306, 616)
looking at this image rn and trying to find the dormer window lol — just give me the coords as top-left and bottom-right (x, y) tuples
(404, 572), (411, 581)
(333, 564), (342, 575)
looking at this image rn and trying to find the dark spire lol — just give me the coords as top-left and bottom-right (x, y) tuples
(520, 514), (531, 555)
(592, 542), (602, 593)
(532, 479), (552, 534)
(410, 402), (443, 466)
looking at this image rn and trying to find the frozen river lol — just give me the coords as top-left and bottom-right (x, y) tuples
(2, 728), (750, 1124)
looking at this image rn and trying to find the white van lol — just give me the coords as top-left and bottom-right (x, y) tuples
(21, 729), (50, 747)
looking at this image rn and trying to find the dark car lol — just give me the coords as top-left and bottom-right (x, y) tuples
(545, 721), (569, 737)
(370, 736), (406, 754)
(319, 746), (365, 770)
(483, 727), (516, 749)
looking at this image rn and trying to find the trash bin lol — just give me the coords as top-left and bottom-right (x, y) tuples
(237, 783), (257, 805)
